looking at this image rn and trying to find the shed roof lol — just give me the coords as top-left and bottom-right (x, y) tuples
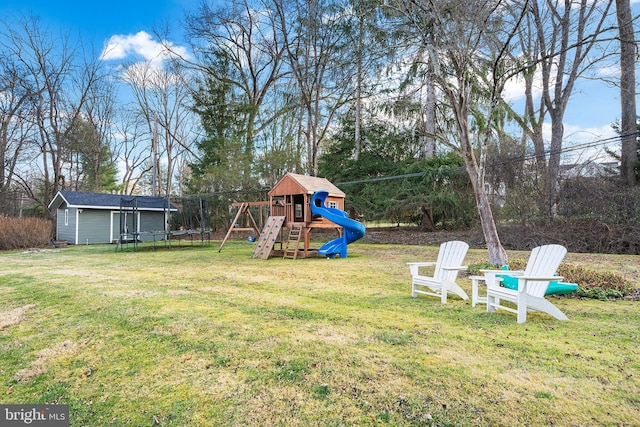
(48, 191), (177, 212)
(268, 173), (345, 198)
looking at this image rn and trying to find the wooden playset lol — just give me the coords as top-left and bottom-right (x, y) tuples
(219, 173), (358, 259)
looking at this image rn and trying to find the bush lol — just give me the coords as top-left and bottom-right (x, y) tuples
(0, 217), (52, 250)
(558, 264), (634, 299)
(468, 259), (634, 300)
(496, 222), (640, 254)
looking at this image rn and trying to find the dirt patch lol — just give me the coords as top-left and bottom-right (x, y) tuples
(0, 304), (37, 331)
(13, 340), (79, 383)
(167, 289), (193, 296)
(102, 290), (159, 298)
(22, 248), (57, 254)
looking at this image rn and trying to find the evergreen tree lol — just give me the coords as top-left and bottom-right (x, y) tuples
(319, 115), (474, 229)
(187, 56), (254, 194)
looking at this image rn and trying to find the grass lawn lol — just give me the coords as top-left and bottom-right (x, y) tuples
(0, 241), (638, 426)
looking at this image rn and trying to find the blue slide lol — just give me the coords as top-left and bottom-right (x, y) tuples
(310, 190), (366, 258)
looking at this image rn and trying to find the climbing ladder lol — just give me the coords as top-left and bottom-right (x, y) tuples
(252, 216), (285, 259)
(283, 224), (303, 259)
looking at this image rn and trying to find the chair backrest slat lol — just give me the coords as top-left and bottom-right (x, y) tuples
(434, 240), (469, 283)
(523, 244), (567, 297)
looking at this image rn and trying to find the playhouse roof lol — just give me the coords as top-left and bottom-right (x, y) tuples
(268, 173), (345, 198)
(48, 190), (177, 212)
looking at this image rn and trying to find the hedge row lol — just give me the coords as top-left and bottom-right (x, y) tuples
(0, 217), (52, 250)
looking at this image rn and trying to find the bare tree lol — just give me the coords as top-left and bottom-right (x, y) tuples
(122, 60), (196, 196)
(517, 0), (616, 217)
(112, 108), (153, 195)
(275, 0), (356, 175)
(385, 0), (534, 265)
(1, 15), (106, 215)
(0, 30), (41, 212)
(81, 75), (119, 192)
(183, 0), (287, 183)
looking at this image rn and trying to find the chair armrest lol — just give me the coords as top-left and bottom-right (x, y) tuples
(480, 269), (524, 275)
(519, 276), (564, 281)
(470, 275), (503, 282)
(407, 262), (436, 276)
(441, 266), (468, 271)
(518, 276), (564, 293)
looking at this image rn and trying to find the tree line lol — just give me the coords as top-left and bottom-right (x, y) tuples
(1, 0), (638, 262)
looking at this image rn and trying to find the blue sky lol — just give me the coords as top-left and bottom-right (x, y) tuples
(0, 0), (195, 45)
(1, 0), (637, 163)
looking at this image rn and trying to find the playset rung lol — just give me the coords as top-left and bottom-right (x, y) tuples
(283, 224), (303, 259)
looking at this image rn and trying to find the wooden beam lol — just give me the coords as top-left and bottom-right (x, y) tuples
(218, 203), (247, 252)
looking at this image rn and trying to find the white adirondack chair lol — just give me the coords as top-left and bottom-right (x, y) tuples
(407, 240), (469, 304)
(485, 244), (568, 323)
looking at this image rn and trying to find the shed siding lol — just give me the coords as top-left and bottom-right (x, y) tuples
(138, 212), (167, 242)
(111, 210), (137, 242)
(56, 207), (77, 244)
(140, 212), (166, 233)
(78, 210), (111, 244)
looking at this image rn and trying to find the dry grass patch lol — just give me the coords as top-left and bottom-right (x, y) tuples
(13, 340), (79, 383)
(0, 304), (36, 330)
(102, 289), (160, 298)
(166, 289), (194, 296)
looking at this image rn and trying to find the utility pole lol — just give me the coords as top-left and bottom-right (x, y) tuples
(152, 115), (158, 196)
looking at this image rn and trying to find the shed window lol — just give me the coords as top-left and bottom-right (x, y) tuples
(328, 201), (339, 209)
(64, 209), (69, 226)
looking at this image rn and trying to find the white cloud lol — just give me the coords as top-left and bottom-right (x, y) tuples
(503, 62), (565, 103)
(595, 64), (619, 79)
(543, 122), (619, 163)
(100, 31), (190, 63)
(503, 74), (532, 102)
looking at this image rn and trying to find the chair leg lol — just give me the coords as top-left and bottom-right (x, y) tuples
(517, 292), (527, 323)
(440, 287), (447, 304)
(486, 294), (495, 313)
(471, 278), (478, 307)
(411, 282), (417, 298)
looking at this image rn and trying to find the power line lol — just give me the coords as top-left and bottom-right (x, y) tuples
(524, 132), (634, 160)
(336, 131), (636, 186)
(337, 169), (465, 186)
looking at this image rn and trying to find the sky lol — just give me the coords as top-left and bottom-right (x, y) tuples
(1, 0), (637, 164)
(0, 0), (195, 45)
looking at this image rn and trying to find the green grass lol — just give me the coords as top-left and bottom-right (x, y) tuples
(0, 241), (638, 426)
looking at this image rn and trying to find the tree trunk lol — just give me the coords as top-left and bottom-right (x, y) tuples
(464, 151), (508, 266)
(354, 14), (364, 161)
(616, 0), (638, 186)
(420, 206), (435, 231)
(547, 113), (564, 217)
(452, 88), (508, 266)
(422, 63), (436, 159)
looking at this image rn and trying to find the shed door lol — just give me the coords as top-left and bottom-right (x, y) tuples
(111, 211), (138, 241)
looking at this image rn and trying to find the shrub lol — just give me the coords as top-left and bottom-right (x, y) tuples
(468, 259), (633, 299)
(0, 217), (52, 250)
(558, 264), (634, 299)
